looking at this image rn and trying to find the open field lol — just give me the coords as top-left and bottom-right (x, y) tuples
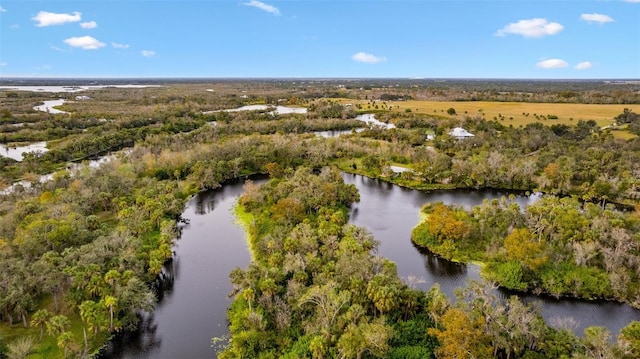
(345, 99), (637, 128)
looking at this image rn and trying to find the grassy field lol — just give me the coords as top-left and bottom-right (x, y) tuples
(346, 99), (636, 128)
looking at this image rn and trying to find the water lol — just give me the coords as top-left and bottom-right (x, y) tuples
(355, 113), (396, 129)
(0, 85), (159, 93)
(1, 152), (122, 195)
(103, 174), (640, 358)
(341, 173), (640, 336)
(342, 173), (534, 298)
(0, 141), (48, 161)
(314, 128), (364, 138)
(33, 99), (68, 114)
(102, 178), (267, 359)
(204, 105), (307, 115)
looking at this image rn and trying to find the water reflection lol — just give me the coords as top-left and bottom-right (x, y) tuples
(0, 141), (48, 161)
(101, 178), (267, 359)
(342, 173), (640, 336)
(103, 174), (640, 358)
(416, 245), (467, 279)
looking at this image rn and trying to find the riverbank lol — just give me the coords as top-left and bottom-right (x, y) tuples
(334, 157), (640, 307)
(333, 157), (638, 211)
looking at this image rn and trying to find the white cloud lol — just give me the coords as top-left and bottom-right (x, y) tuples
(352, 52), (387, 64)
(580, 13), (614, 24)
(50, 45), (65, 52)
(0, 62), (7, 67)
(64, 36), (106, 50)
(80, 21), (97, 29)
(0, 6), (6, 12)
(575, 61), (593, 70)
(623, 0), (640, 3)
(141, 50), (156, 57)
(112, 42), (130, 49)
(536, 59), (569, 69)
(243, 1), (280, 16)
(496, 18), (563, 38)
(32, 11), (81, 27)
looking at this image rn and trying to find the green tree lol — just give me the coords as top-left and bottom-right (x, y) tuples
(336, 320), (393, 359)
(618, 321), (640, 358)
(365, 275), (401, 315)
(46, 315), (70, 338)
(104, 295), (117, 332)
(29, 309), (50, 341)
(56, 331), (75, 358)
(79, 300), (107, 334)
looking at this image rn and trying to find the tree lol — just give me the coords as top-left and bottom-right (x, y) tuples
(46, 315), (70, 338)
(298, 281), (351, 337)
(447, 108), (456, 115)
(428, 307), (492, 359)
(337, 320), (393, 359)
(32, 251), (66, 312)
(56, 331), (75, 358)
(618, 321), (640, 358)
(582, 326), (614, 359)
(426, 284), (449, 325)
(104, 295), (117, 332)
(426, 204), (468, 244)
(504, 228), (548, 271)
(366, 275), (401, 315)
(30, 309), (50, 341)
(79, 300), (107, 334)
(614, 108), (639, 125)
(104, 269), (121, 295)
(271, 198), (306, 225)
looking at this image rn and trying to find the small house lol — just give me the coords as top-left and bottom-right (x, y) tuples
(449, 127), (474, 139)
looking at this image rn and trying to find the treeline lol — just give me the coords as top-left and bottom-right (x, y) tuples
(347, 113), (640, 206)
(340, 79), (640, 104)
(0, 111), (208, 183)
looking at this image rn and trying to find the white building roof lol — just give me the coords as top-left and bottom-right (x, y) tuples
(449, 127), (474, 138)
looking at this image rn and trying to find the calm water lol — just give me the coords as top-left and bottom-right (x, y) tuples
(102, 178), (266, 359)
(0, 141), (48, 161)
(33, 99), (68, 114)
(102, 174), (640, 358)
(342, 174), (640, 336)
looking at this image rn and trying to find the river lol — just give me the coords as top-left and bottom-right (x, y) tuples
(102, 174), (640, 358)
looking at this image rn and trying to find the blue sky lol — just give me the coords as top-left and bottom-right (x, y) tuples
(0, 0), (638, 78)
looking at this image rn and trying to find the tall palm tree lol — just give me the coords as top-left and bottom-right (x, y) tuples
(29, 309), (50, 341)
(56, 331), (75, 358)
(104, 296), (117, 331)
(46, 315), (70, 338)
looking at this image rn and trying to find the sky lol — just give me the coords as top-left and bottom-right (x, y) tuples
(0, 0), (639, 79)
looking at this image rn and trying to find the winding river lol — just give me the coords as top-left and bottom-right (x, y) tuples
(102, 174), (640, 358)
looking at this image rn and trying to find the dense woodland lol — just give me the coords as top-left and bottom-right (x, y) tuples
(0, 80), (639, 358)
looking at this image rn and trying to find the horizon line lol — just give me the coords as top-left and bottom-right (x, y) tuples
(1, 76), (639, 82)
